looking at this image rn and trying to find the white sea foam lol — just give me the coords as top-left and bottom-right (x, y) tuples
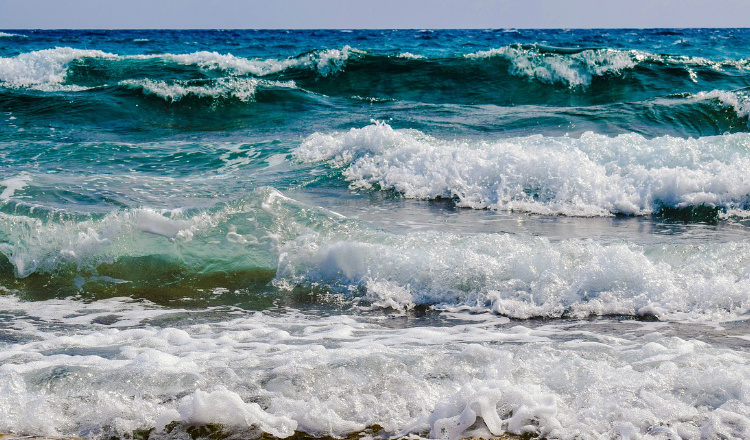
(396, 52), (425, 60)
(0, 172), (32, 200)
(158, 387), (297, 437)
(295, 122), (750, 217)
(0, 32), (25, 38)
(0, 296), (749, 439)
(119, 77), (295, 102)
(229, 189), (750, 322)
(269, 222), (750, 321)
(0, 47), (116, 91)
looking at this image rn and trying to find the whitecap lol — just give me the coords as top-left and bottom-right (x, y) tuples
(0, 47), (117, 91)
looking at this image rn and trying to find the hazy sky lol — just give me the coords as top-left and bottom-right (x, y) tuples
(1, 0), (749, 29)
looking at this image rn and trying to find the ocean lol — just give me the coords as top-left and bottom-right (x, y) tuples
(0, 28), (749, 439)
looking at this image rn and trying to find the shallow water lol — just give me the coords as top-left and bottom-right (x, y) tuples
(1, 29), (750, 439)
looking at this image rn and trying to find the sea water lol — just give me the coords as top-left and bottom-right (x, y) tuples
(0, 29), (750, 439)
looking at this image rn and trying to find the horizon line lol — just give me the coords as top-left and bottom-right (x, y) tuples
(3, 27), (750, 31)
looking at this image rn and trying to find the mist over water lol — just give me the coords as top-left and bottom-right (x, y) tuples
(1, 29), (750, 439)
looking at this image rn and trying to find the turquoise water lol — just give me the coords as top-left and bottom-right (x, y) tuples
(1, 29), (750, 439)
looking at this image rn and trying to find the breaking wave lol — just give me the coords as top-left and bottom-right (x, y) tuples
(3, 45), (749, 102)
(295, 122), (750, 217)
(2, 189), (749, 321)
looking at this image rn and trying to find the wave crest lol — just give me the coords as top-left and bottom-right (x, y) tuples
(0, 47), (116, 91)
(690, 89), (750, 120)
(159, 46), (363, 77)
(467, 46), (641, 86)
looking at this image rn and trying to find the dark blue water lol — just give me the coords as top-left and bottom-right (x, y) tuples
(1, 29), (750, 439)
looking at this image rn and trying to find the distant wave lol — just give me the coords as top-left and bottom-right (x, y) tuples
(295, 122), (750, 218)
(466, 45), (640, 86)
(0, 46), (360, 92)
(4, 45), (749, 95)
(466, 44), (750, 87)
(396, 52), (425, 59)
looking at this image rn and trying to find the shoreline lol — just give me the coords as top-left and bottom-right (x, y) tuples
(0, 426), (534, 440)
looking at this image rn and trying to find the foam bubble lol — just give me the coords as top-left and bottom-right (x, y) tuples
(396, 52), (425, 60)
(295, 122), (750, 217)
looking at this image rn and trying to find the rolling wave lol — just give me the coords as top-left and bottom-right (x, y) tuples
(295, 122), (750, 218)
(2, 45), (749, 102)
(0, 46), (360, 92)
(1, 188), (749, 321)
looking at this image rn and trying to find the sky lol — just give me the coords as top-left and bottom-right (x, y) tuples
(1, 0), (749, 29)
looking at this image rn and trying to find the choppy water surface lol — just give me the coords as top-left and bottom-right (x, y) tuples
(1, 29), (750, 439)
